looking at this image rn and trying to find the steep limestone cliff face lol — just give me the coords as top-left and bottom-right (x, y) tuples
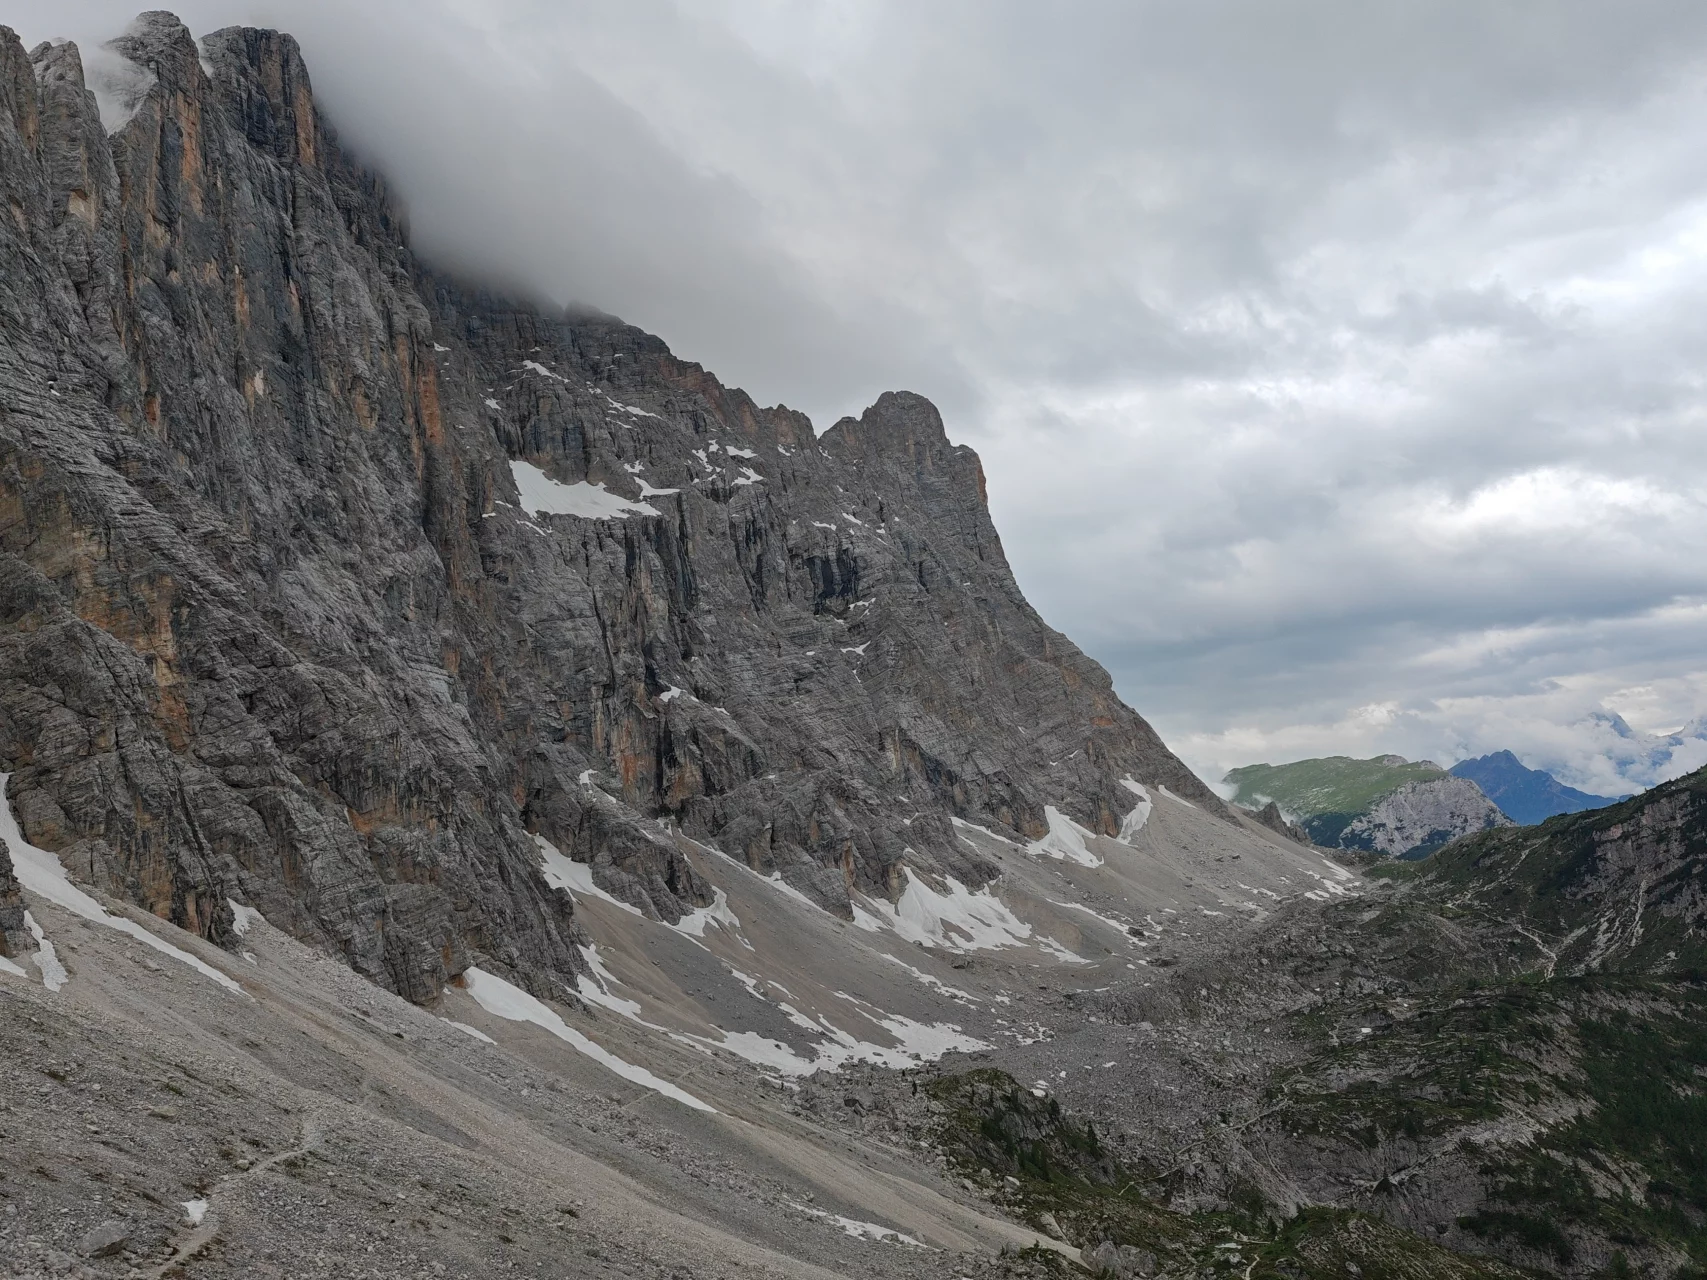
(1337, 776), (1511, 858)
(0, 18), (583, 1001)
(0, 13), (1221, 1002)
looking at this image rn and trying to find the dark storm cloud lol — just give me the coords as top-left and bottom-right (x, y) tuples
(17, 0), (1707, 790)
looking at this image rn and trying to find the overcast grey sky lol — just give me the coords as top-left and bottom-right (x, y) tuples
(20, 1), (1707, 793)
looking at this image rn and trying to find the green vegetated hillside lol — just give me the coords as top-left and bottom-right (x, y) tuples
(1224, 755), (1448, 820)
(1259, 972), (1707, 1278)
(926, 1068), (1531, 1279)
(949, 764), (1707, 1279)
(1223, 754), (1492, 853)
(1270, 766), (1707, 1274)
(1406, 766), (1707, 974)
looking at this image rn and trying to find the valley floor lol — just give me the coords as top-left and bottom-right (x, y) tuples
(0, 792), (1338, 1279)
(8, 773), (1702, 1279)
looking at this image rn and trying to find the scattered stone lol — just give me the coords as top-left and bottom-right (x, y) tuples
(76, 1222), (129, 1258)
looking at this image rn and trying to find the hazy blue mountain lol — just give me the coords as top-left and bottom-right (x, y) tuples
(1449, 750), (1628, 825)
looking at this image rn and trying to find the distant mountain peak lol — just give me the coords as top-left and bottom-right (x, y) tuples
(1448, 752), (1626, 826)
(1223, 755), (1507, 858)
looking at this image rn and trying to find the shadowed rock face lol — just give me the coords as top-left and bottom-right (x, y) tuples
(0, 839), (26, 957)
(0, 12), (1221, 1003)
(1251, 800), (1311, 846)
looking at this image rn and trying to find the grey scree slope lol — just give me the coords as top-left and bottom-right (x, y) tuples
(0, 13), (1223, 1004)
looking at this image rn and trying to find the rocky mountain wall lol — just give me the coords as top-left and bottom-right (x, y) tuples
(0, 12), (1222, 1002)
(1421, 763), (1707, 973)
(1337, 777), (1511, 858)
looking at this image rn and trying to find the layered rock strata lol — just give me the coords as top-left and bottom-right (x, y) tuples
(0, 13), (1221, 1000)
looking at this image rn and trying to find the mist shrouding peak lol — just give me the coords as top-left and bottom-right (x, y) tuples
(14, 0), (1707, 794)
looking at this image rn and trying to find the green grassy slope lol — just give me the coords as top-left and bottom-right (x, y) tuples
(926, 1068), (1528, 1279)
(1406, 763), (1707, 974)
(1224, 756), (1448, 820)
(1050, 764), (1707, 1277)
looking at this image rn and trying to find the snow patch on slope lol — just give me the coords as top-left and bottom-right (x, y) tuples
(605, 396), (658, 419)
(951, 817), (1022, 850)
(760, 872), (827, 913)
(510, 461), (659, 519)
(227, 900), (264, 938)
(667, 888), (749, 948)
(462, 967), (714, 1112)
(789, 1200), (929, 1247)
(1116, 778), (1153, 842)
(441, 1018), (496, 1045)
(576, 944), (644, 1019)
(858, 869), (1037, 954)
(25, 912), (66, 990)
(533, 835), (643, 916)
(1028, 807), (1103, 867)
(785, 1200), (930, 1248)
(520, 360), (566, 382)
(697, 843), (834, 919)
(1302, 857), (1360, 901)
(882, 955), (977, 1003)
(683, 993), (987, 1078)
(1047, 898), (1137, 940)
(1157, 785), (1198, 810)
(1, 775), (244, 995)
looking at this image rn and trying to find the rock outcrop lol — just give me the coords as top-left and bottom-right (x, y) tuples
(0, 838), (28, 958)
(1250, 800), (1312, 846)
(0, 14), (1222, 1002)
(1337, 776), (1511, 857)
(1225, 755), (1509, 857)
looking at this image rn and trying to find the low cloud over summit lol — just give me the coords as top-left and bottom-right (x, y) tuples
(23, 0), (1707, 790)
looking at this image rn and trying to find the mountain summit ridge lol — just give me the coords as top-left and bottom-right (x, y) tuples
(0, 12), (1219, 1004)
(1448, 749), (1628, 825)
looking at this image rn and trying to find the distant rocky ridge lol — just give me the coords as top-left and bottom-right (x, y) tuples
(1449, 750), (1627, 825)
(1224, 754), (1511, 857)
(0, 13), (1221, 1004)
